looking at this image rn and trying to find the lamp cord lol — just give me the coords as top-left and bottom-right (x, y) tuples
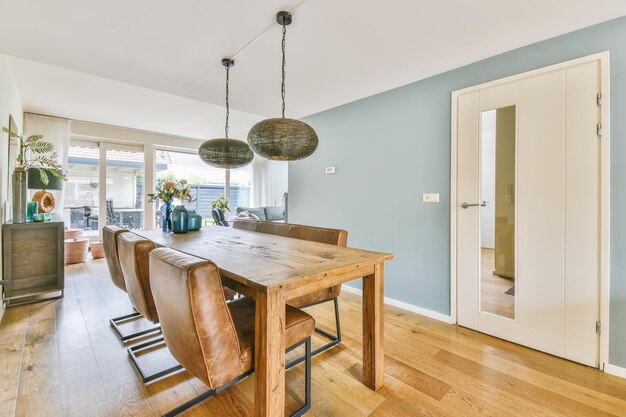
(225, 64), (230, 138)
(281, 23), (286, 118)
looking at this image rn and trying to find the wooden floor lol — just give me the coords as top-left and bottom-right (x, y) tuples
(481, 248), (515, 319)
(1, 259), (626, 417)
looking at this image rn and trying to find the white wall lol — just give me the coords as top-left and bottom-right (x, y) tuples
(0, 54), (23, 322)
(71, 120), (205, 150)
(269, 161), (288, 205)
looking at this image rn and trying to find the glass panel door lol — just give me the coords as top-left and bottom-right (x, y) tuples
(104, 146), (145, 230)
(64, 141), (100, 238)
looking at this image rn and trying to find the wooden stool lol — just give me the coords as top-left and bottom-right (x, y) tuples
(90, 241), (105, 259)
(65, 238), (89, 264)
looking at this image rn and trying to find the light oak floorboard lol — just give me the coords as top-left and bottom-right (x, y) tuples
(0, 258), (624, 416)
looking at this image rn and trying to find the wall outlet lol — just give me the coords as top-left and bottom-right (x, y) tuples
(423, 193), (440, 203)
(325, 166), (336, 174)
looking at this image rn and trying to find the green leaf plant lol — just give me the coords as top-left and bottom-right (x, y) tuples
(3, 127), (66, 185)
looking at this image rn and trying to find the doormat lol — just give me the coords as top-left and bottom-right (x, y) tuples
(505, 286), (515, 296)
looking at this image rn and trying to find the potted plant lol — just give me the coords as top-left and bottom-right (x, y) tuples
(211, 196), (230, 213)
(3, 127), (66, 223)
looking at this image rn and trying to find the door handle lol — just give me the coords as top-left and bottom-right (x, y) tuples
(461, 201), (487, 209)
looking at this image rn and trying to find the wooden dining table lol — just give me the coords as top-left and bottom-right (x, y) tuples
(132, 226), (393, 417)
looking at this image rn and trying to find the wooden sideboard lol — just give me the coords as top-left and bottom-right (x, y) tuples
(2, 220), (64, 306)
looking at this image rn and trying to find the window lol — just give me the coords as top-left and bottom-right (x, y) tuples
(230, 164), (253, 210)
(155, 149), (251, 221)
(64, 141), (255, 234)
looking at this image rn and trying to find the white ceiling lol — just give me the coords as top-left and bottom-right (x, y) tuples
(10, 57), (263, 140)
(1, 0), (625, 136)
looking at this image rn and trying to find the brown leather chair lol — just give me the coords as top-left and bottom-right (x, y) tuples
(149, 247), (314, 417)
(103, 225), (160, 341)
(233, 220), (347, 362)
(117, 232), (183, 383)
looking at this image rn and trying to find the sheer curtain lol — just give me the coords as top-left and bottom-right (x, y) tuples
(23, 113), (71, 217)
(250, 155), (271, 207)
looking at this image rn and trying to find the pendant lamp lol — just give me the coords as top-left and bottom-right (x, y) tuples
(247, 11), (318, 161)
(198, 59), (254, 169)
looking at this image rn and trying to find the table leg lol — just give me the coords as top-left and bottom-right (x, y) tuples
(363, 262), (385, 390)
(255, 287), (286, 417)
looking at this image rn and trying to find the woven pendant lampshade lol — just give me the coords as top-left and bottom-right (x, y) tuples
(198, 138), (254, 169)
(247, 11), (318, 161)
(248, 118), (317, 161)
(199, 59), (254, 169)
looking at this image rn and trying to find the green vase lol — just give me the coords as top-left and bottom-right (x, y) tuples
(12, 168), (27, 223)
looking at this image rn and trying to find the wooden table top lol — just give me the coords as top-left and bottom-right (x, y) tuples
(133, 227), (393, 294)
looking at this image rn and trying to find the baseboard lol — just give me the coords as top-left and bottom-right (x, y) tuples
(604, 363), (626, 379)
(341, 285), (454, 324)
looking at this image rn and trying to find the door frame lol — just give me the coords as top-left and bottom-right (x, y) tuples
(450, 51), (611, 369)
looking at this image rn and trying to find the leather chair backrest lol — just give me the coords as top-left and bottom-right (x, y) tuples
(102, 225), (129, 292)
(233, 220), (348, 247)
(117, 233), (158, 322)
(149, 247), (243, 389)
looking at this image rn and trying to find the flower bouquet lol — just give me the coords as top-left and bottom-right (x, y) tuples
(148, 178), (195, 231)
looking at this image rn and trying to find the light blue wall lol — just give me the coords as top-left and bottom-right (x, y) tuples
(289, 16), (626, 367)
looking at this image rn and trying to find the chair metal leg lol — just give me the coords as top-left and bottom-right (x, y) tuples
(162, 338), (312, 417)
(287, 297), (342, 369)
(128, 337), (183, 384)
(162, 370), (254, 417)
(289, 337), (312, 417)
(110, 311), (161, 341)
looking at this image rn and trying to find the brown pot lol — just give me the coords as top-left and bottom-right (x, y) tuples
(65, 238), (89, 264)
(90, 241), (105, 259)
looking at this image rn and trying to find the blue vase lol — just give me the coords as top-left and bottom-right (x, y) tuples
(26, 201), (38, 222)
(187, 210), (202, 231)
(172, 205), (189, 234)
(161, 199), (173, 232)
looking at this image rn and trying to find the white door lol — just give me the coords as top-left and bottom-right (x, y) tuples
(455, 59), (602, 367)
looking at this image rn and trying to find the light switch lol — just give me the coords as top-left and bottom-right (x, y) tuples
(423, 193), (440, 203)
(325, 166), (336, 174)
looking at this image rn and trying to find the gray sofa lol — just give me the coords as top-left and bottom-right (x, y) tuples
(235, 206), (286, 222)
